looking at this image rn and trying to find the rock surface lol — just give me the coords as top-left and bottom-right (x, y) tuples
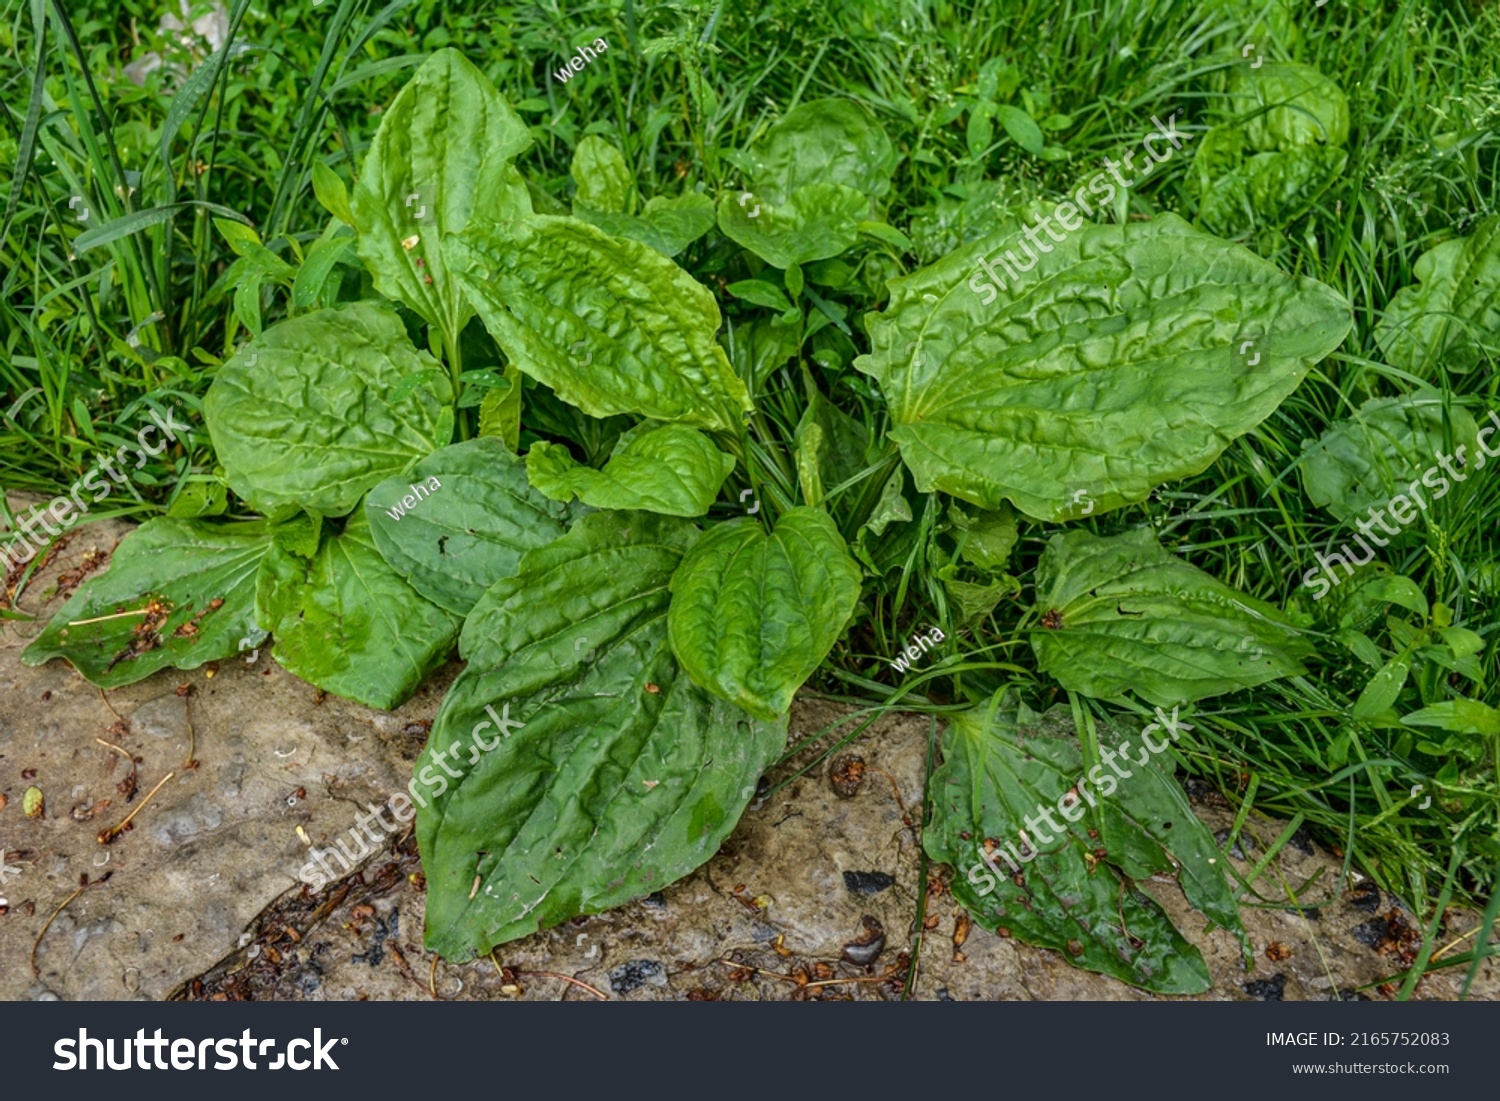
(1, 507), (1495, 1001)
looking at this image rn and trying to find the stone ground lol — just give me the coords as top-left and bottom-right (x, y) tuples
(1, 507), (1495, 1002)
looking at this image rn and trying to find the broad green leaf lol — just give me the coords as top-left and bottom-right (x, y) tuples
(232, 271), (265, 336)
(365, 438), (578, 616)
(785, 260), (805, 298)
(1389, 616), (1423, 650)
(949, 501), (1018, 573)
(862, 466), (913, 537)
(1231, 62), (1349, 150)
(992, 104), (1044, 155)
(477, 383), (519, 447)
(795, 421), (826, 507)
(466, 361), (523, 450)
(1338, 629), (1385, 668)
(668, 507), (861, 719)
(1317, 563), (1414, 632)
(1421, 645), (1484, 687)
(292, 232), (356, 311)
(1300, 393), (1481, 524)
(810, 263), (856, 303)
(1198, 144), (1347, 237)
(419, 511), (787, 958)
(726, 279), (795, 313)
(966, 101), (994, 160)
(855, 213), (1353, 519)
(1195, 64), (1348, 240)
(1440, 626), (1485, 660)
(349, 48), (532, 344)
(1096, 707), (1251, 966)
(933, 500), (1022, 627)
(1402, 699), (1500, 736)
(1375, 219), (1500, 376)
(271, 511), (323, 559)
(447, 217), (751, 433)
(858, 221), (913, 251)
(1363, 574), (1430, 620)
(924, 694), (1220, 994)
(852, 466), (919, 576)
(716, 182), (868, 269)
(526, 423), (735, 517)
(391, 369), (451, 404)
(257, 509), (459, 710)
(976, 57), (1021, 102)
(23, 519), (270, 687)
(311, 160), (355, 226)
(231, 241), (297, 283)
(573, 193), (717, 257)
(1192, 124), (1246, 186)
(793, 385), (871, 518)
(570, 135), (633, 213)
(214, 217), (264, 256)
(1353, 656), (1411, 720)
(739, 98), (897, 207)
(165, 480), (228, 519)
(935, 563), (1018, 627)
(1032, 528), (1312, 707)
(204, 302), (449, 520)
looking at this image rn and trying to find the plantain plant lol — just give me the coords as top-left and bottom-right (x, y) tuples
(24, 50), (1361, 992)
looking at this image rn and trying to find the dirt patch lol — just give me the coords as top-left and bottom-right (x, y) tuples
(1, 504), (1496, 1001)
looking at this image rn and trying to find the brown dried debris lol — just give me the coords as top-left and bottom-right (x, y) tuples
(829, 752), (866, 798)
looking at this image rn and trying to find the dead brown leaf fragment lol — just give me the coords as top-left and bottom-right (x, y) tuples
(101, 595), (175, 669)
(951, 911), (970, 962)
(54, 548), (107, 598)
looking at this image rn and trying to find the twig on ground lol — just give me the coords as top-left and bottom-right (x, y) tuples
(519, 969), (610, 1001)
(98, 687), (125, 723)
(69, 608), (150, 626)
(98, 771), (174, 844)
(32, 872), (112, 977)
(182, 695), (197, 769)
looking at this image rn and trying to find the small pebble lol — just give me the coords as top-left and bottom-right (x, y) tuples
(842, 870), (895, 896)
(1243, 974), (1287, 1001)
(609, 959), (666, 995)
